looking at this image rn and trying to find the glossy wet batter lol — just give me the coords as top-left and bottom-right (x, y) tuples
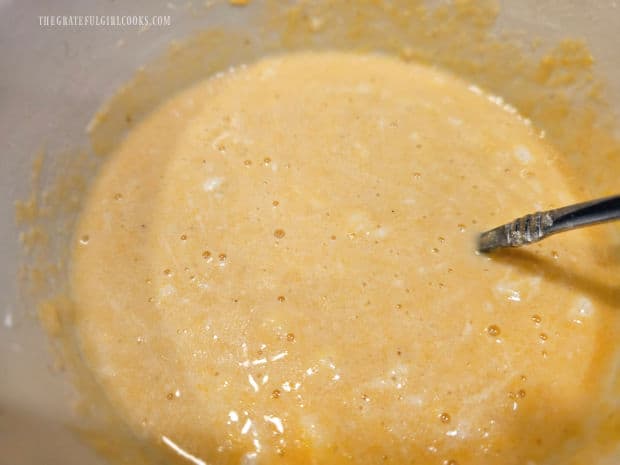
(71, 52), (617, 465)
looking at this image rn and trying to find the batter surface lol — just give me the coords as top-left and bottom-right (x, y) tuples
(71, 52), (616, 465)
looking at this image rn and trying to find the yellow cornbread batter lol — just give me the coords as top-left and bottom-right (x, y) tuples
(71, 52), (617, 465)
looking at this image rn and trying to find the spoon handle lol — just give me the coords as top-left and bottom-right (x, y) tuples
(478, 195), (620, 253)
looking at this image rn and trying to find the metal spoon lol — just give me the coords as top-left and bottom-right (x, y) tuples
(478, 195), (620, 253)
